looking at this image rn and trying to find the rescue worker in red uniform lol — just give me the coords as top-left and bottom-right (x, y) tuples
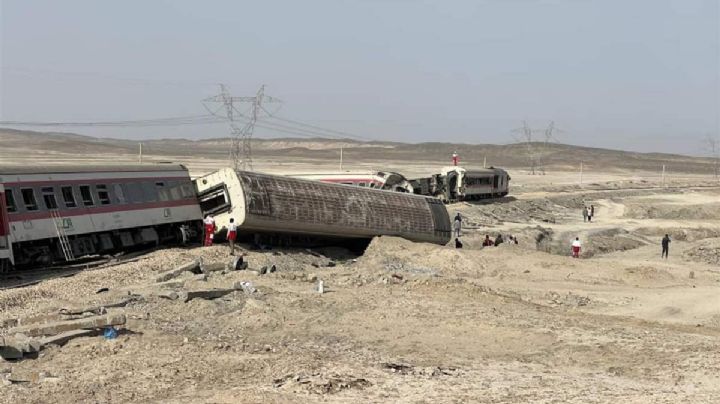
(203, 214), (216, 246)
(227, 218), (237, 255)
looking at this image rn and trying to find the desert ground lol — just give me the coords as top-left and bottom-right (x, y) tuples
(1, 131), (720, 403)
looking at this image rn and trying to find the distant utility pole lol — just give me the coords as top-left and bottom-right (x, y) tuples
(203, 84), (281, 171)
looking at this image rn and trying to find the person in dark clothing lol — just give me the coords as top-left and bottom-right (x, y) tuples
(661, 234), (671, 258)
(455, 238), (463, 249)
(494, 234), (504, 246)
(482, 235), (493, 247)
(590, 205), (595, 221)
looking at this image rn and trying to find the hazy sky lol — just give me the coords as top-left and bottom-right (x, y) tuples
(1, 0), (718, 154)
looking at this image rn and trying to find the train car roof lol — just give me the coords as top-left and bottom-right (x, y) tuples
(464, 167), (507, 175)
(0, 164), (188, 175)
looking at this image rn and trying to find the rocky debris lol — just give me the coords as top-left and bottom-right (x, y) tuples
(7, 313), (126, 338)
(59, 296), (142, 316)
(234, 281), (257, 295)
(382, 362), (461, 378)
(384, 262), (438, 276)
(154, 259), (202, 282)
(179, 288), (237, 303)
(683, 243), (720, 266)
(0, 314), (123, 360)
(546, 291), (590, 307)
(273, 372), (371, 395)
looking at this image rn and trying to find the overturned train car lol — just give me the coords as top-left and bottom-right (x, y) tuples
(195, 168), (451, 247)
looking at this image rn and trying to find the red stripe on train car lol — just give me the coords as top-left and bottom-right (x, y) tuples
(2, 176), (190, 187)
(7, 199), (199, 222)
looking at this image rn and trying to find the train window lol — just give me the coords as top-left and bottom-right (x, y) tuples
(155, 182), (165, 188)
(198, 184), (230, 215)
(61, 186), (77, 208)
(96, 184), (111, 205)
(125, 183), (144, 203)
(142, 182), (158, 202)
(359, 182), (367, 187)
(170, 187), (181, 201)
(113, 184), (126, 204)
(181, 184), (195, 198)
(158, 188), (170, 201)
(4, 189), (17, 213)
(21, 188), (38, 211)
(41, 187), (58, 210)
(79, 185), (94, 206)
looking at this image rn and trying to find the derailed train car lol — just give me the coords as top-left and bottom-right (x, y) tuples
(0, 165), (202, 270)
(195, 168), (451, 247)
(287, 171), (414, 193)
(463, 167), (510, 200)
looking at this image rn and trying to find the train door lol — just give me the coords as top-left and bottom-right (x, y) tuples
(446, 171), (459, 202)
(0, 185), (13, 268)
(493, 175), (499, 189)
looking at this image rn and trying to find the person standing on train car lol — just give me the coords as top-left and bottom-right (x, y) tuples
(452, 151), (459, 166)
(227, 218), (238, 255)
(203, 214), (216, 246)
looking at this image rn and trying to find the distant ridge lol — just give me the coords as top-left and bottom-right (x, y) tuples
(0, 128), (716, 173)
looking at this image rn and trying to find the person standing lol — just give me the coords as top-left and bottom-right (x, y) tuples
(582, 206), (588, 222)
(590, 205), (595, 221)
(586, 206), (592, 222)
(227, 218), (238, 255)
(203, 214), (216, 246)
(571, 237), (582, 258)
(661, 234), (671, 259)
(453, 214), (462, 238)
(494, 234), (504, 246)
(482, 235), (493, 247)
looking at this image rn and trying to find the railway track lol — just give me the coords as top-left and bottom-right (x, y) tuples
(0, 248), (159, 290)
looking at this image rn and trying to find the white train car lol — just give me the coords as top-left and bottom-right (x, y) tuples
(287, 171), (414, 193)
(195, 169), (450, 247)
(0, 165), (202, 270)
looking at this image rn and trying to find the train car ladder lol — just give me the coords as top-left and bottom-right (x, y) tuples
(51, 210), (75, 262)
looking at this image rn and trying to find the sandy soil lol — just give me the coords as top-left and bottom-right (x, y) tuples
(1, 133), (720, 402)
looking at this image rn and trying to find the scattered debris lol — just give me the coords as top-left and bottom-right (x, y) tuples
(8, 313), (127, 338)
(274, 372), (371, 395)
(154, 259), (202, 283)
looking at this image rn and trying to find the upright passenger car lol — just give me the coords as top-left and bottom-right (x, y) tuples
(0, 165), (202, 269)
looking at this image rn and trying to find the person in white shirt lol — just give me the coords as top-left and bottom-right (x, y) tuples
(571, 237), (582, 258)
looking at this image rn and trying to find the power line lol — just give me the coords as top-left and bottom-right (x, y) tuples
(202, 84), (281, 170)
(0, 114), (225, 127)
(263, 115), (372, 141)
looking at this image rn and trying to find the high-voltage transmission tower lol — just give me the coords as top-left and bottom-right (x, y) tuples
(512, 121), (560, 175)
(203, 84), (281, 170)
